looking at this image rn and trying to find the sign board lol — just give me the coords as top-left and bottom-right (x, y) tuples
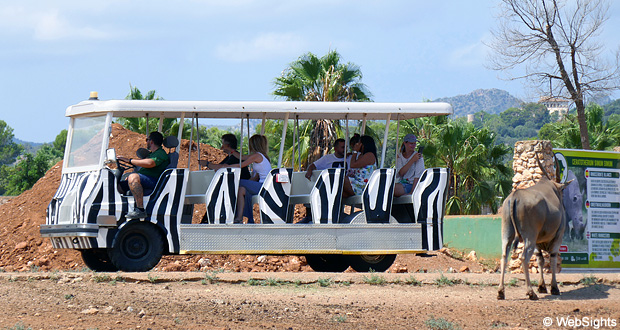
(554, 149), (620, 269)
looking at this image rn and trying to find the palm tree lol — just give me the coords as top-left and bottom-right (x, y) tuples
(403, 116), (512, 215)
(272, 51), (372, 166)
(116, 85), (176, 135)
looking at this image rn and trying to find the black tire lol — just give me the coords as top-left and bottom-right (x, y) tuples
(108, 222), (164, 272)
(80, 249), (118, 272)
(347, 254), (396, 272)
(305, 254), (350, 272)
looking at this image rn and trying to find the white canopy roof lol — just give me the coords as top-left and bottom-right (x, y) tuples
(66, 99), (453, 120)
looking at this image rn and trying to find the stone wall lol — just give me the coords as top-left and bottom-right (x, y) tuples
(511, 140), (555, 190)
(509, 140), (561, 273)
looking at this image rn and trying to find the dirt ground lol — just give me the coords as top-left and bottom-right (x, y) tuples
(2, 125), (620, 329)
(1, 271), (619, 330)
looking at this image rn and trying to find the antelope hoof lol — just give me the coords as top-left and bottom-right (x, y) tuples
(538, 284), (548, 294)
(527, 291), (539, 300)
(497, 290), (505, 300)
(551, 286), (560, 295)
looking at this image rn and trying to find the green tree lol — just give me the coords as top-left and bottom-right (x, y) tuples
(539, 103), (620, 150)
(405, 116), (512, 215)
(0, 129), (70, 195)
(53, 129), (67, 158)
(272, 50), (372, 166)
(116, 85), (177, 136)
(0, 120), (23, 166)
(0, 151), (50, 195)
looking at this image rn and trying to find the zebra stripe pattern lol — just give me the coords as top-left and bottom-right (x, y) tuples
(310, 168), (345, 224)
(46, 168), (188, 253)
(204, 168), (240, 224)
(413, 167), (449, 251)
(259, 168), (293, 224)
(50, 236), (93, 249)
(363, 168), (396, 223)
(47, 172), (77, 225)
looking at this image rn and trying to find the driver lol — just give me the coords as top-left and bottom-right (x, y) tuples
(118, 131), (170, 219)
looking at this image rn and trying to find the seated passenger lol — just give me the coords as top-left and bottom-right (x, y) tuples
(304, 138), (346, 180)
(207, 134), (271, 224)
(219, 133), (251, 180)
(343, 135), (377, 198)
(345, 133), (361, 169)
(118, 131), (170, 219)
(394, 134), (425, 197)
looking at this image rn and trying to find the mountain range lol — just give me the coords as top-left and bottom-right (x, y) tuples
(434, 88), (523, 117)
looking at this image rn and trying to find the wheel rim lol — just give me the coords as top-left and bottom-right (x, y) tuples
(122, 232), (149, 259)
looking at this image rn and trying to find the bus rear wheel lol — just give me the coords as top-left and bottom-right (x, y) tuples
(305, 254), (350, 272)
(109, 222), (164, 272)
(347, 254), (396, 272)
(80, 249), (118, 272)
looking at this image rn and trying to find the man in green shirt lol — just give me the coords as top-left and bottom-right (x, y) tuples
(118, 131), (170, 219)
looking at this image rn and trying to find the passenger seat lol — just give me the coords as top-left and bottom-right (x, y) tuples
(163, 136), (179, 168)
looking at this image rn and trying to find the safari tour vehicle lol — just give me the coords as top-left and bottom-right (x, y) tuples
(40, 94), (452, 272)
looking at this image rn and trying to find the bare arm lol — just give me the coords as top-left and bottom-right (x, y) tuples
(118, 156), (156, 168)
(305, 163), (317, 180)
(208, 153), (261, 170)
(350, 152), (375, 168)
(397, 152), (421, 177)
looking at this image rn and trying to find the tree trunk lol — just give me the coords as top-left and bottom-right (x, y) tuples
(575, 100), (591, 150)
(307, 119), (336, 165)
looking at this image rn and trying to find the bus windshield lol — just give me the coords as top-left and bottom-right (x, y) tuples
(66, 116), (107, 169)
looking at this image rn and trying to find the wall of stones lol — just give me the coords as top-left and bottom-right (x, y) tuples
(508, 140), (561, 273)
(511, 140), (555, 190)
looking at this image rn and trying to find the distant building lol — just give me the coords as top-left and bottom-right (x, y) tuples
(539, 96), (571, 118)
(467, 114), (475, 123)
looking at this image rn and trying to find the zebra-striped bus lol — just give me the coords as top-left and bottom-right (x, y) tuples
(40, 93), (452, 272)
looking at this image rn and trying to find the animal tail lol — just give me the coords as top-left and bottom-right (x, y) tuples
(508, 197), (522, 242)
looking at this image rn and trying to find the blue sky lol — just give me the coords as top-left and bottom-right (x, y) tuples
(1, 1), (619, 143)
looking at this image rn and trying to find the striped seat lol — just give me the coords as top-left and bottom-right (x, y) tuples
(204, 168), (240, 224)
(412, 168), (449, 250)
(342, 168), (396, 224)
(309, 168), (346, 224)
(256, 168), (293, 224)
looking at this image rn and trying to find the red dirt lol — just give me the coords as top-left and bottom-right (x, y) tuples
(0, 124), (488, 274)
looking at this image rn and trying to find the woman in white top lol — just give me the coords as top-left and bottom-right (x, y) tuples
(394, 134), (425, 197)
(207, 134), (271, 223)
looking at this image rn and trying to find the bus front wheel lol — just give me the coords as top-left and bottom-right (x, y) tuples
(305, 255), (350, 272)
(347, 254), (396, 272)
(109, 222), (164, 272)
(80, 249), (118, 272)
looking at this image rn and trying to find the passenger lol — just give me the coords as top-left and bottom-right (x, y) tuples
(394, 134), (425, 197)
(304, 138), (346, 180)
(118, 131), (170, 219)
(345, 133), (361, 169)
(218, 133), (251, 180)
(206, 134), (271, 224)
(343, 135), (377, 198)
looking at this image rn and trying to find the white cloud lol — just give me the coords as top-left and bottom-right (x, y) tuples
(215, 32), (308, 62)
(0, 6), (112, 41)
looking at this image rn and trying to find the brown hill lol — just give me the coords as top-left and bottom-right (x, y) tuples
(0, 124), (485, 273)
